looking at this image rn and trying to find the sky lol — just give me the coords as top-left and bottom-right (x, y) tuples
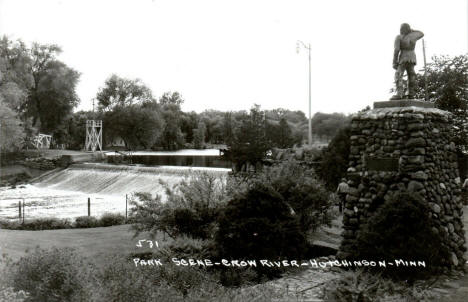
(0, 0), (467, 116)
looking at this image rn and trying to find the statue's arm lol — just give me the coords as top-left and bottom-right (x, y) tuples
(393, 36), (400, 69)
(408, 30), (424, 41)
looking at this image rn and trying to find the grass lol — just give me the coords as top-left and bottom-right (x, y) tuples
(0, 225), (172, 264)
(0, 205), (467, 301)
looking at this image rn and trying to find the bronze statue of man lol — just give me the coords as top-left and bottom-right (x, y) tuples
(391, 23), (424, 100)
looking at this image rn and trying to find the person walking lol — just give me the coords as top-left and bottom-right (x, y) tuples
(336, 178), (349, 213)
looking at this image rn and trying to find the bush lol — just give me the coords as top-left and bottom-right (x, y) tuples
(352, 191), (450, 280)
(216, 183), (308, 263)
(130, 172), (227, 239)
(321, 269), (436, 302)
(263, 160), (333, 233)
(16, 218), (72, 230)
(0, 214), (127, 231)
(74, 216), (99, 228)
(98, 212), (125, 227)
(8, 247), (93, 302)
(95, 254), (224, 302)
(227, 160), (333, 234)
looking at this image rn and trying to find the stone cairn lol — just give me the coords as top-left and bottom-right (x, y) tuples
(338, 100), (466, 269)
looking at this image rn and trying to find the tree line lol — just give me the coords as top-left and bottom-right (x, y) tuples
(1, 37), (350, 153)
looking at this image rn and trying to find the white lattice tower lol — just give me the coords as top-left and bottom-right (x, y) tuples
(85, 120), (103, 152)
(33, 134), (52, 149)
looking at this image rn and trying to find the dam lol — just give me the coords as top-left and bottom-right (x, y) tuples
(0, 150), (231, 220)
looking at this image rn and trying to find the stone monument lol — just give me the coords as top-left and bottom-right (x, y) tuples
(337, 25), (466, 270)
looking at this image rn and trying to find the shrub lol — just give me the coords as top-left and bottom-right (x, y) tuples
(98, 212), (125, 227)
(321, 270), (436, 302)
(352, 191), (450, 280)
(95, 255), (220, 302)
(227, 160), (334, 234)
(130, 172), (227, 239)
(216, 183), (308, 263)
(262, 160), (333, 233)
(156, 236), (213, 260)
(74, 216), (99, 228)
(18, 218), (72, 230)
(8, 247), (93, 302)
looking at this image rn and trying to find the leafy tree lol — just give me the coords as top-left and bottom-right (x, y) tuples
(227, 105), (269, 171)
(65, 111), (95, 150)
(159, 91), (184, 106)
(0, 37), (33, 112)
(318, 126), (351, 190)
(199, 110), (225, 144)
(103, 104), (164, 150)
(0, 100), (25, 152)
(414, 54), (468, 153)
(97, 74), (154, 111)
(180, 111), (198, 144)
(223, 112), (235, 146)
(192, 121), (206, 149)
(158, 92), (185, 150)
(311, 112), (350, 139)
(27, 43), (80, 136)
(266, 118), (295, 148)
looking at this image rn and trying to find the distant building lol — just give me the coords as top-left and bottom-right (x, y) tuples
(107, 136), (126, 149)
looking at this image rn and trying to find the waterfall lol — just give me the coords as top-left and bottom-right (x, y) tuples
(0, 163), (230, 220)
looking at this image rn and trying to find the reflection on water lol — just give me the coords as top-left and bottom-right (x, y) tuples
(0, 163), (230, 220)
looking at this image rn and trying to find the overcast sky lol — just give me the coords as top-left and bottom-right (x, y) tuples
(1, 0), (467, 116)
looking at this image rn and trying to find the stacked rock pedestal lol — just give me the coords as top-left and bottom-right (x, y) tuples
(338, 100), (466, 269)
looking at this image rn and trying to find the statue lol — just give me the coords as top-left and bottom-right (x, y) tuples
(391, 23), (424, 100)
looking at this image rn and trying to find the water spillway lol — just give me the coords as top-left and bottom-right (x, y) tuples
(0, 163), (230, 220)
(35, 163), (229, 196)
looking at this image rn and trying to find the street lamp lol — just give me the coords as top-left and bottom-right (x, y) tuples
(296, 40), (312, 147)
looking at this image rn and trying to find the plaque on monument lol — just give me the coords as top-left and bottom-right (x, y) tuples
(366, 157), (399, 172)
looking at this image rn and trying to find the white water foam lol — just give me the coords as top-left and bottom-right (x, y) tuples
(0, 164), (230, 220)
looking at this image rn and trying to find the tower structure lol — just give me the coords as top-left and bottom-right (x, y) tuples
(85, 120), (103, 152)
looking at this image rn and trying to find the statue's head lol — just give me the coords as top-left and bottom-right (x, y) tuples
(400, 23), (411, 35)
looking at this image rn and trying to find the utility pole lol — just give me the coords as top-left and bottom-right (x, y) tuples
(296, 40), (312, 146)
(422, 39), (428, 101)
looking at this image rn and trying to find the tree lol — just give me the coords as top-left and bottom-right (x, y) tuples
(311, 112), (350, 140)
(192, 121), (206, 149)
(103, 104), (164, 150)
(414, 54), (468, 153)
(97, 74), (154, 111)
(227, 105), (269, 171)
(159, 91), (184, 106)
(0, 37), (80, 143)
(0, 100), (25, 152)
(318, 126), (351, 190)
(158, 92), (185, 150)
(27, 43), (80, 136)
(180, 111), (198, 144)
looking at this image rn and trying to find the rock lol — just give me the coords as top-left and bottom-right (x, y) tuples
(448, 223), (455, 233)
(411, 171), (428, 180)
(408, 180), (424, 192)
(430, 202), (441, 214)
(407, 123), (425, 131)
(406, 137), (426, 148)
(451, 253), (459, 266)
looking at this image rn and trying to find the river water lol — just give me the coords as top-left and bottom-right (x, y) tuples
(0, 150), (230, 220)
